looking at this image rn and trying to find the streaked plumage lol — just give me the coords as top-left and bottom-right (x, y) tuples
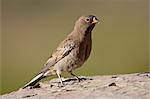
(23, 15), (99, 89)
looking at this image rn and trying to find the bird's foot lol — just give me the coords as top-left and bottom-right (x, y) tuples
(58, 81), (65, 87)
(76, 77), (81, 82)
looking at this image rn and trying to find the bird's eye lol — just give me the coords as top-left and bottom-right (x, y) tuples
(86, 18), (90, 22)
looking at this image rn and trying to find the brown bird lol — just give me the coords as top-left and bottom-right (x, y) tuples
(23, 15), (99, 89)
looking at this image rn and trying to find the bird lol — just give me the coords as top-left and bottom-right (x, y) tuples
(23, 15), (99, 89)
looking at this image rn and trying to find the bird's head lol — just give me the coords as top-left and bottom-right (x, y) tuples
(74, 15), (99, 33)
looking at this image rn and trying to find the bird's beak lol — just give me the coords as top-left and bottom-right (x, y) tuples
(92, 17), (99, 24)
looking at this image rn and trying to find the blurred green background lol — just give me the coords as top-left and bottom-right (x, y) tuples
(1, 0), (149, 95)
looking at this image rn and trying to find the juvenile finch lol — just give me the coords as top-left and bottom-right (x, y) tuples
(23, 15), (99, 89)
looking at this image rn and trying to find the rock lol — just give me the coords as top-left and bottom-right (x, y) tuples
(1, 73), (150, 99)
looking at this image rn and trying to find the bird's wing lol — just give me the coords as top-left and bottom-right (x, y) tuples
(39, 39), (76, 73)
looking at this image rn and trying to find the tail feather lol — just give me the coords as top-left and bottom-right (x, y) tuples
(23, 73), (45, 89)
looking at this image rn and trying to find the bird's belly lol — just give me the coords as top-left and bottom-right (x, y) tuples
(54, 50), (84, 72)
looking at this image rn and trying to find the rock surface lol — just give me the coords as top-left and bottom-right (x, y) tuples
(1, 73), (150, 99)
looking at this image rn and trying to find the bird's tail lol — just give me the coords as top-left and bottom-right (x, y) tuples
(23, 73), (45, 89)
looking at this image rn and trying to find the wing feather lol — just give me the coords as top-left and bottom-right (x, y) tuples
(39, 38), (76, 73)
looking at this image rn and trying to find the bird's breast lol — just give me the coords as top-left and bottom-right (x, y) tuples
(78, 33), (92, 61)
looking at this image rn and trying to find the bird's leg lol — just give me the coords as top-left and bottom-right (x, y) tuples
(56, 71), (64, 85)
(70, 71), (80, 82)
